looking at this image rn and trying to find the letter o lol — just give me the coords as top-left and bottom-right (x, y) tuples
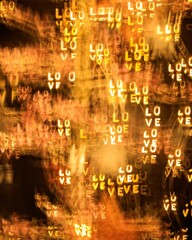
(117, 125), (123, 134)
(122, 112), (129, 122)
(175, 149), (181, 157)
(69, 71), (76, 82)
(185, 106), (191, 115)
(154, 106), (160, 116)
(9, 1), (15, 11)
(151, 129), (157, 138)
(129, 82), (136, 91)
(64, 119), (70, 128)
(55, 72), (61, 81)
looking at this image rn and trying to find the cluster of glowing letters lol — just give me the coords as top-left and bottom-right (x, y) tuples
(125, 37), (149, 72)
(92, 165), (149, 197)
(178, 106), (192, 126)
(74, 223), (92, 238)
(58, 168), (71, 185)
(60, 39), (77, 60)
(130, 84), (149, 105)
(168, 57), (192, 83)
(109, 79), (149, 105)
(90, 43), (110, 65)
(163, 193), (177, 212)
(57, 119), (71, 137)
(35, 193), (58, 218)
(1, 0), (192, 239)
(92, 203), (106, 220)
(183, 200), (192, 218)
(164, 149), (183, 178)
(55, 1), (162, 24)
(157, 12), (181, 41)
(142, 106), (160, 163)
(47, 70), (75, 89)
(163, 195), (189, 238)
(0, 1), (16, 18)
(102, 112), (129, 145)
